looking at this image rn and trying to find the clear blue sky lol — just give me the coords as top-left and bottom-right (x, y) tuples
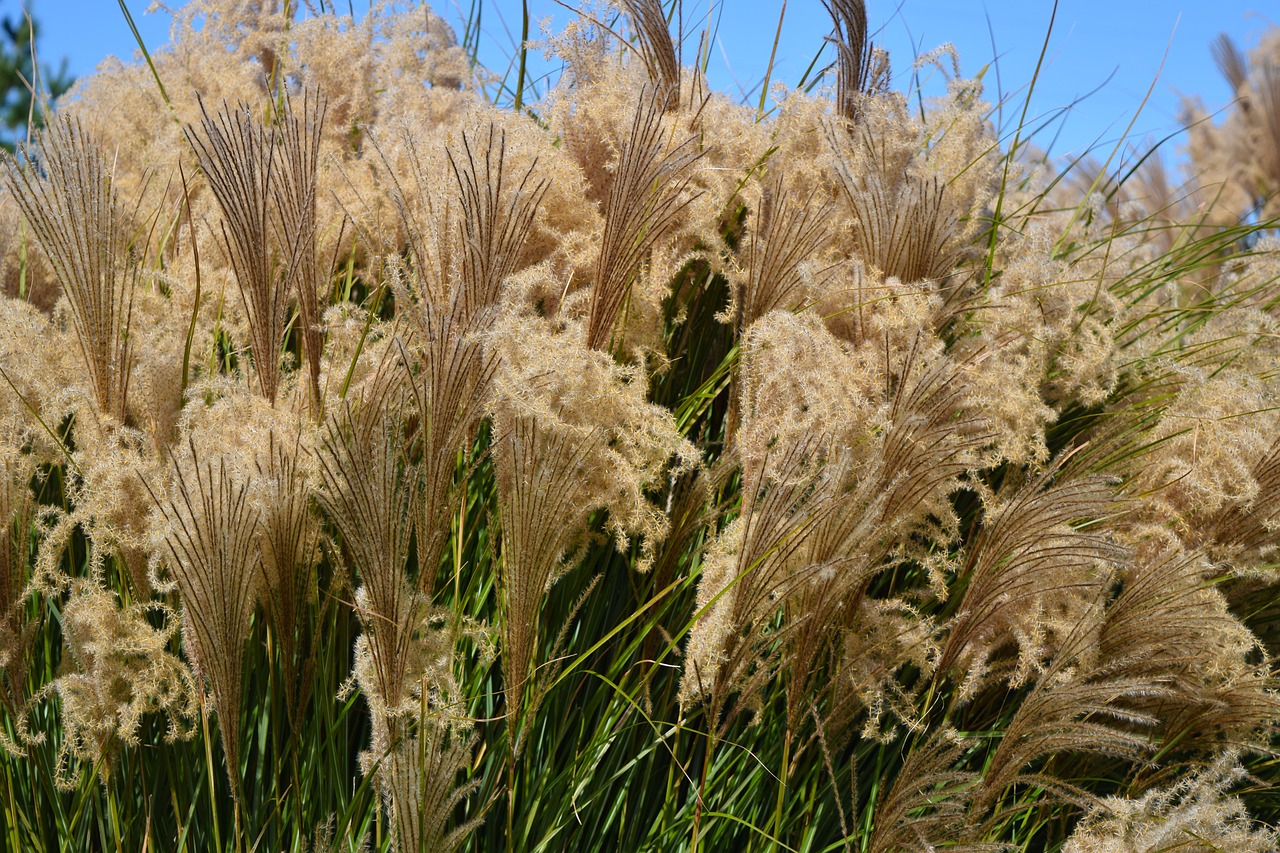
(17, 1), (1279, 160)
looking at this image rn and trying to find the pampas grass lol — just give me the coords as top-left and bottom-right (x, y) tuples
(0, 2), (1277, 851)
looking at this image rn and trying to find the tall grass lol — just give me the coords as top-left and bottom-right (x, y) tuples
(0, 1), (1279, 851)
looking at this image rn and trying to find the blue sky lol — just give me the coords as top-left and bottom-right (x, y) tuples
(17, 1), (1279, 161)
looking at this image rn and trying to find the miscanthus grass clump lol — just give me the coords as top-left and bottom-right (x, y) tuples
(0, 1), (1278, 850)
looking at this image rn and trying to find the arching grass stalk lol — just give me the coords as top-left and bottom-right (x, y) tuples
(200, 700), (223, 853)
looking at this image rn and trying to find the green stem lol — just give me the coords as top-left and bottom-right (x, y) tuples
(513, 0), (530, 112)
(660, 721), (683, 840)
(690, 726), (717, 853)
(201, 700), (223, 853)
(5, 752), (20, 851)
(771, 728), (792, 852)
(117, 0), (170, 106)
(506, 744), (517, 849)
(107, 782), (124, 853)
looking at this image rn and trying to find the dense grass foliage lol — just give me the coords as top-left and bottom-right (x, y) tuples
(0, 2), (1279, 851)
